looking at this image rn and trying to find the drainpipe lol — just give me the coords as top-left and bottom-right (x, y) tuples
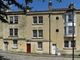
(48, 0), (52, 54)
(49, 13), (51, 54)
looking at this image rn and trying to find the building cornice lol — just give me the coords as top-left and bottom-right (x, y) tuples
(6, 8), (80, 15)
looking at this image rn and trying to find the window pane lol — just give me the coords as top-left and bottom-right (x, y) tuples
(68, 13), (73, 22)
(14, 16), (18, 24)
(38, 42), (42, 48)
(71, 40), (76, 47)
(68, 26), (75, 35)
(13, 40), (18, 48)
(10, 16), (13, 24)
(64, 27), (66, 35)
(64, 41), (69, 47)
(33, 30), (37, 37)
(68, 26), (73, 34)
(14, 28), (18, 36)
(10, 28), (13, 36)
(33, 16), (37, 24)
(39, 30), (43, 37)
(39, 16), (43, 23)
(13, 40), (17, 44)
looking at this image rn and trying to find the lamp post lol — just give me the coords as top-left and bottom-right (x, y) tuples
(67, 4), (75, 60)
(71, 7), (75, 60)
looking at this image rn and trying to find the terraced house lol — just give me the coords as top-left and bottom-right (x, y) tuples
(0, 3), (80, 55)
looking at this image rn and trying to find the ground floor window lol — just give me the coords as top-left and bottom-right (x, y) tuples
(64, 40), (76, 48)
(12, 40), (18, 48)
(71, 40), (76, 47)
(37, 42), (43, 50)
(64, 41), (69, 47)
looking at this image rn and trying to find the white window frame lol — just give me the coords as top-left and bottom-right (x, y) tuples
(64, 40), (69, 47)
(68, 12), (73, 23)
(64, 12), (76, 36)
(65, 26), (75, 36)
(33, 30), (37, 37)
(12, 40), (18, 48)
(68, 26), (75, 35)
(64, 40), (76, 48)
(10, 16), (14, 24)
(66, 12), (76, 23)
(37, 42), (43, 50)
(33, 29), (43, 38)
(14, 16), (18, 24)
(10, 16), (18, 24)
(10, 28), (18, 37)
(33, 16), (43, 24)
(38, 16), (43, 24)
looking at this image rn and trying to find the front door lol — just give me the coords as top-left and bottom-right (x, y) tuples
(4, 42), (8, 51)
(27, 44), (31, 53)
(51, 44), (57, 54)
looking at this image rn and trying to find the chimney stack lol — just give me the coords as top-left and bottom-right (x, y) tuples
(68, 3), (75, 9)
(48, 0), (52, 11)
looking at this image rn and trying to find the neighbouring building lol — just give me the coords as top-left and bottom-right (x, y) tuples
(0, 3), (80, 55)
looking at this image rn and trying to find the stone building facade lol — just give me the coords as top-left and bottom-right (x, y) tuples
(0, 4), (80, 55)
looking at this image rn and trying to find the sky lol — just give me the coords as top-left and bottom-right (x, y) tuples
(10, 0), (80, 11)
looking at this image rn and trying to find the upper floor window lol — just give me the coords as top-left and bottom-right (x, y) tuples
(10, 16), (18, 24)
(33, 16), (43, 24)
(64, 26), (75, 36)
(33, 30), (43, 38)
(39, 16), (43, 23)
(64, 12), (75, 23)
(39, 30), (43, 37)
(10, 16), (13, 24)
(14, 28), (18, 36)
(33, 30), (37, 37)
(14, 16), (18, 24)
(68, 26), (75, 35)
(10, 28), (13, 36)
(33, 16), (37, 24)
(68, 13), (73, 22)
(10, 28), (18, 37)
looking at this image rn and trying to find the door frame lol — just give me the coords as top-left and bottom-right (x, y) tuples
(3, 42), (8, 51)
(51, 44), (57, 54)
(27, 44), (31, 53)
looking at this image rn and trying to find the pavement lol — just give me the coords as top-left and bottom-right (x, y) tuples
(0, 50), (80, 60)
(0, 50), (61, 57)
